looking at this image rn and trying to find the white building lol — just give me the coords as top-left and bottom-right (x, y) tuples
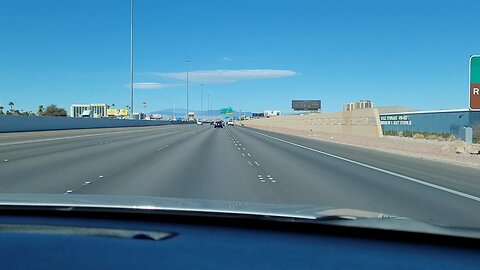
(264, 110), (281, 117)
(343, 100), (373, 111)
(70, 103), (109, 118)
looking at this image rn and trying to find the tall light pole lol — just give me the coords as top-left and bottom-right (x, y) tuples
(130, 0), (134, 117)
(207, 94), (210, 117)
(200, 84), (204, 120)
(185, 59), (190, 119)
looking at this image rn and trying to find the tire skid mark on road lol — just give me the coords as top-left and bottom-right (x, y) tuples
(61, 126), (206, 195)
(0, 125), (181, 147)
(245, 127), (480, 202)
(0, 126), (196, 165)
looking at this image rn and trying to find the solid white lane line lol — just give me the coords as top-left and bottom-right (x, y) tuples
(247, 129), (480, 203)
(0, 126), (180, 147)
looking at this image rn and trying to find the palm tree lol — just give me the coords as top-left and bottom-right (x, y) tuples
(111, 103), (115, 109)
(8, 102), (14, 111)
(37, 105), (45, 116)
(0, 106), (4, 115)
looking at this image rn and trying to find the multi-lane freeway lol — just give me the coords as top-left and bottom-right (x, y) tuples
(1, 124), (480, 227)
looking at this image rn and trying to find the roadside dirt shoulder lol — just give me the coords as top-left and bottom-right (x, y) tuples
(244, 124), (480, 170)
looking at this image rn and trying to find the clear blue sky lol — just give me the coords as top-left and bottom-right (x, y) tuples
(1, 0), (479, 114)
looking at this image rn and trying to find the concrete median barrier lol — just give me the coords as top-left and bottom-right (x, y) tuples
(0, 115), (189, 132)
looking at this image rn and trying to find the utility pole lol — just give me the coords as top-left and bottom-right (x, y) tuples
(185, 59), (190, 119)
(201, 84), (204, 120)
(130, 0), (134, 117)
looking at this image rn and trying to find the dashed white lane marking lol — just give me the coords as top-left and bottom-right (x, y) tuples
(98, 175), (104, 178)
(247, 129), (480, 203)
(64, 190), (73, 194)
(3, 159), (8, 162)
(254, 161), (260, 166)
(248, 161), (253, 166)
(83, 181), (91, 186)
(247, 153), (251, 157)
(0, 126), (175, 147)
(271, 180), (277, 183)
(242, 147), (246, 150)
(237, 148), (241, 150)
(242, 153), (245, 157)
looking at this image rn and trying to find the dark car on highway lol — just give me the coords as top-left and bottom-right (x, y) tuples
(214, 121), (223, 128)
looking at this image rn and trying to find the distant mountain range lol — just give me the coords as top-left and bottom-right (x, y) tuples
(149, 109), (253, 119)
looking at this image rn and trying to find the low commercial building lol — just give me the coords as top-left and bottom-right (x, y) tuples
(70, 103), (109, 118)
(264, 110), (281, 117)
(380, 109), (480, 140)
(252, 113), (265, 118)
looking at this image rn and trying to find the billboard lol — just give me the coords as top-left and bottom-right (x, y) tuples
(107, 109), (129, 116)
(292, 100), (321, 111)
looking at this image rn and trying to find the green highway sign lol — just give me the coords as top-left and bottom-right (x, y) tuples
(220, 107), (233, 114)
(469, 55), (480, 110)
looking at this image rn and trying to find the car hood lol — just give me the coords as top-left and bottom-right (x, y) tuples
(0, 193), (479, 239)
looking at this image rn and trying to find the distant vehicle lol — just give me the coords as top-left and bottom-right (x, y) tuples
(210, 121), (215, 125)
(196, 121), (203, 125)
(227, 120), (234, 126)
(80, 110), (92, 118)
(214, 121), (223, 128)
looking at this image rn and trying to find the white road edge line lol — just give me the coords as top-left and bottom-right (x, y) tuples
(0, 125), (179, 147)
(247, 129), (480, 203)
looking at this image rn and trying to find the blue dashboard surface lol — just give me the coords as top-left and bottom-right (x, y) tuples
(0, 213), (478, 270)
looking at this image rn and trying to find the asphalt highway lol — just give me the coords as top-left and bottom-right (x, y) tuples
(1, 124), (480, 228)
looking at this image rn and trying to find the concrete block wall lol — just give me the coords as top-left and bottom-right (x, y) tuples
(0, 115), (188, 132)
(242, 108), (383, 138)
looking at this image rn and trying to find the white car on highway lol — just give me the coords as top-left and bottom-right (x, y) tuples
(227, 120), (234, 126)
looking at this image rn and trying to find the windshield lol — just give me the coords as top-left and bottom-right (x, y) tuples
(1, 0), (480, 234)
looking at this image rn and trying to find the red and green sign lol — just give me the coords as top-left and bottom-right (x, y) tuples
(469, 56), (480, 110)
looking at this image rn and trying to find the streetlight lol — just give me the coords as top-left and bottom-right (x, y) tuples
(130, 0), (134, 117)
(200, 84), (204, 120)
(185, 59), (190, 119)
